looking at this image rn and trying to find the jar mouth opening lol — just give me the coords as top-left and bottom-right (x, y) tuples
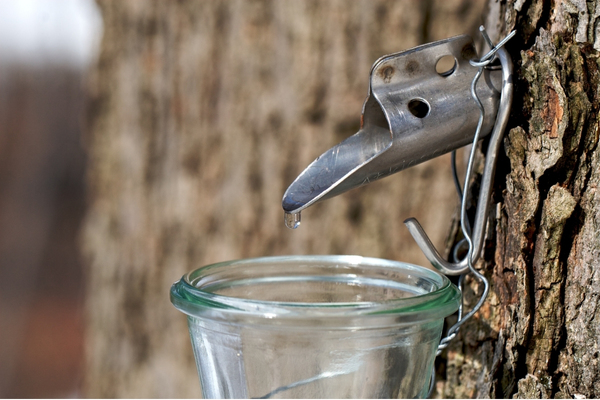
(170, 255), (460, 324)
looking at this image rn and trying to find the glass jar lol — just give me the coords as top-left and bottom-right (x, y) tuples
(171, 255), (459, 398)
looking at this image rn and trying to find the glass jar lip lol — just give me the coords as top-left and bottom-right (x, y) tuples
(170, 255), (460, 324)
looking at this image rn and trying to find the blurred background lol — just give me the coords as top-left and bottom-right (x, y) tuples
(0, 1), (486, 397)
(0, 0), (101, 397)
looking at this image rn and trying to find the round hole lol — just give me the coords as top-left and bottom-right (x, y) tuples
(408, 99), (430, 118)
(436, 55), (457, 77)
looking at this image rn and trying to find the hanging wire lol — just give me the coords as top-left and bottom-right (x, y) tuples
(427, 26), (515, 398)
(450, 150), (470, 253)
(437, 61), (489, 353)
(450, 151), (462, 199)
(437, 26), (515, 352)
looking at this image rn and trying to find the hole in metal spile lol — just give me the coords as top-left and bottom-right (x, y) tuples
(407, 99), (430, 118)
(435, 55), (457, 77)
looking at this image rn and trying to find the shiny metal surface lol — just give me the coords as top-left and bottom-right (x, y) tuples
(404, 45), (513, 275)
(282, 35), (503, 214)
(280, 31), (515, 394)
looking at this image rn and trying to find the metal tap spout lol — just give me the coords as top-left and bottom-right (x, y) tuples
(282, 35), (503, 214)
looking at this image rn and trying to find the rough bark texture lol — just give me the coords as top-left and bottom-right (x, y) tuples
(83, 1), (486, 397)
(439, 0), (600, 398)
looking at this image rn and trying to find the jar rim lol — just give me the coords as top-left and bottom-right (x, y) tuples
(170, 255), (460, 325)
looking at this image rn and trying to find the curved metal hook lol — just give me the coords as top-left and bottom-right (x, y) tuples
(405, 46), (513, 276)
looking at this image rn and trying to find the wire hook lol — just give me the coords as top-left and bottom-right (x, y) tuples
(405, 30), (514, 276)
(425, 27), (515, 398)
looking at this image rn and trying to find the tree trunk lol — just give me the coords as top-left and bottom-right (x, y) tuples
(83, 1), (486, 397)
(439, 1), (600, 398)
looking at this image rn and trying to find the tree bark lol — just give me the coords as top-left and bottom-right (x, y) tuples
(439, 1), (600, 398)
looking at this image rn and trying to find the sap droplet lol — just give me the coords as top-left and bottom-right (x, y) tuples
(284, 212), (301, 229)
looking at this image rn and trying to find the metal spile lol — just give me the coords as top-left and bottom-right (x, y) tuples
(282, 35), (502, 214)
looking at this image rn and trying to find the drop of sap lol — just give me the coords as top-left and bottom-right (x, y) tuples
(284, 212), (301, 229)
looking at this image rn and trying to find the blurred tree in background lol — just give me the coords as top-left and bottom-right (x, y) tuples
(83, 1), (485, 397)
(0, 1), (100, 396)
(0, 65), (86, 399)
(84, 0), (600, 398)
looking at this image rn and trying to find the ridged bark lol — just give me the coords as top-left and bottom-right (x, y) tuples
(440, 1), (600, 398)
